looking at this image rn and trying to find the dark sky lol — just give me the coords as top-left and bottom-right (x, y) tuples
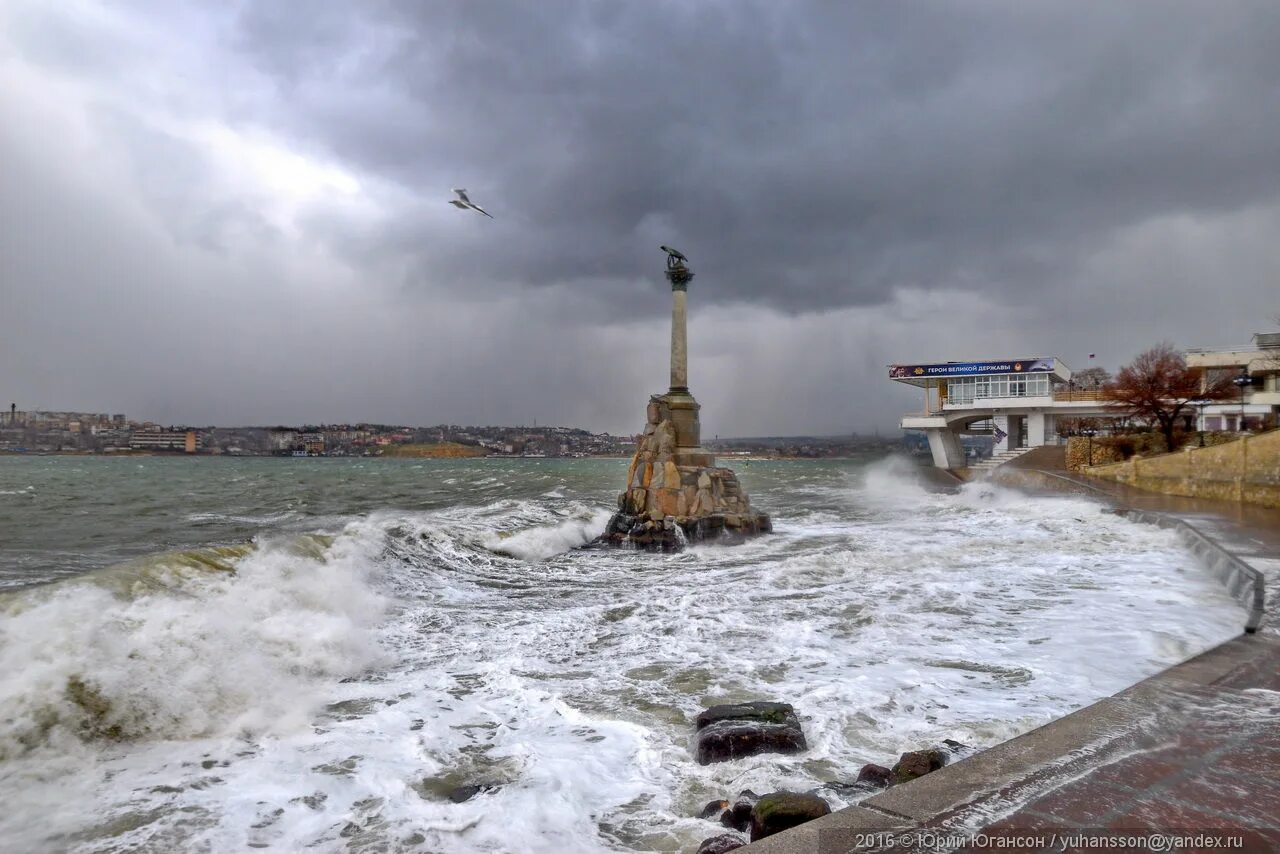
(2, 1), (1278, 435)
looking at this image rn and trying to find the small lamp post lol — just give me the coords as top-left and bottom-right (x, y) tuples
(1233, 369), (1251, 432)
(1082, 427), (1098, 467)
(1196, 399), (1207, 447)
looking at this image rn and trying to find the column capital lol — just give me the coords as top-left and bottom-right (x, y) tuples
(665, 266), (694, 291)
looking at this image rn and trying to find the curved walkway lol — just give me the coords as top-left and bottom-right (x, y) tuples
(738, 450), (1280, 853)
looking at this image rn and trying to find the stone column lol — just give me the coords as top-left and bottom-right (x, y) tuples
(667, 263), (692, 393)
(662, 256), (711, 466)
(671, 287), (688, 392)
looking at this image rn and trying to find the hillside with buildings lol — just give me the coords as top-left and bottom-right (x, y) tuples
(0, 411), (635, 458)
(0, 407), (903, 460)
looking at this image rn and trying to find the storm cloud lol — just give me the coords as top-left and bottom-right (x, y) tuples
(2, 1), (1279, 434)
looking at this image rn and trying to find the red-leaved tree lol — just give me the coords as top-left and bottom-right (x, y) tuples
(1104, 343), (1230, 452)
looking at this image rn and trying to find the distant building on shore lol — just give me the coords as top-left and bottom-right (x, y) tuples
(1185, 333), (1280, 432)
(889, 357), (1117, 468)
(129, 429), (200, 453)
(892, 336), (1280, 469)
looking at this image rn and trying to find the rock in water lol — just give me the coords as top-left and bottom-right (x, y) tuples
(891, 748), (948, 785)
(446, 783), (502, 803)
(749, 792), (831, 841)
(699, 799), (730, 820)
(693, 702), (807, 765)
(855, 763), (892, 789)
(694, 701), (797, 729)
(696, 834), (747, 854)
(719, 790), (758, 832)
(940, 738), (973, 761)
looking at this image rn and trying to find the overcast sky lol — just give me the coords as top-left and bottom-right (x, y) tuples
(2, 1), (1278, 436)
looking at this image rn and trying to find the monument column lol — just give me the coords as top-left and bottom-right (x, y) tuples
(663, 249), (694, 396)
(661, 248), (709, 466)
(670, 285), (688, 392)
(594, 245), (771, 550)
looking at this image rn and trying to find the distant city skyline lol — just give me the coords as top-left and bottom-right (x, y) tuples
(0, 406), (897, 459)
(0, 404), (894, 440)
(3, 3), (1278, 436)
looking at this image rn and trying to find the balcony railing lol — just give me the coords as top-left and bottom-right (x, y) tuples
(1053, 389), (1109, 402)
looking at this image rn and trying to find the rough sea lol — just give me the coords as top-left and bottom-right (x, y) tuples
(0, 455), (1245, 852)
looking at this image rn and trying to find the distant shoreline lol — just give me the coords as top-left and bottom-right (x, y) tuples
(2, 450), (883, 461)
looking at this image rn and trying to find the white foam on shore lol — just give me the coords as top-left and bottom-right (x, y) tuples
(0, 466), (1247, 852)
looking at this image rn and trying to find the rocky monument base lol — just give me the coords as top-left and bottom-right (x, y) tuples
(594, 393), (771, 551)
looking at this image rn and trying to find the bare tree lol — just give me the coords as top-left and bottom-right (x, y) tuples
(1104, 343), (1230, 452)
(1056, 415), (1103, 437)
(1072, 366), (1111, 389)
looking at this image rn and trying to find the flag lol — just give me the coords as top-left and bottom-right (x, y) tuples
(1089, 353), (1096, 359)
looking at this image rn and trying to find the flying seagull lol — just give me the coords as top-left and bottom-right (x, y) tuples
(660, 245), (687, 263)
(449, 188), (493, 218)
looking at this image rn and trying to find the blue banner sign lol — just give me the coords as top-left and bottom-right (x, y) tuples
(889, 358), (1054, 379)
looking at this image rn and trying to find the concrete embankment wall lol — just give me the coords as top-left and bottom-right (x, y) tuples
(1084, 429), (1280, 509)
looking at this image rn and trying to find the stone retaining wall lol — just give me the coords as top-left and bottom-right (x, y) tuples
(1085, 429), (1280, 508)
(1064, 436), (1123, 470)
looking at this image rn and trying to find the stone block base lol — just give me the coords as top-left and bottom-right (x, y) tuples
(589, 391), (771, 552)
(592, 510), (772, 552)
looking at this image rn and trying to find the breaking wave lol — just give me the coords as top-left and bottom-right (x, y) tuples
(0, 535), (386, 759)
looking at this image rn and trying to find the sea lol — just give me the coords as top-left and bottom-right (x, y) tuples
(0, 454), (1246, 852)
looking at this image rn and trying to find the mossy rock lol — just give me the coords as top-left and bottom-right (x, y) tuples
(750, 791), (831, 841)
(891, 748), (947, 784)
(693, 702), (807, 765)
(694, 701), (795, 730)
(856, 762), (892, 788)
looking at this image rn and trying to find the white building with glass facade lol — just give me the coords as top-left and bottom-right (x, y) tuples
(890, 356), (1119, 469)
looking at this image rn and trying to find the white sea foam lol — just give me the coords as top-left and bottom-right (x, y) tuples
(185, 511), (301, 525)
(0, 464), (1248, 852)
(0, 534), (387, 761)
(484, 508), (612, 560)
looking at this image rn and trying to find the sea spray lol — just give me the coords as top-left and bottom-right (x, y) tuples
(859, 454), (938, 504)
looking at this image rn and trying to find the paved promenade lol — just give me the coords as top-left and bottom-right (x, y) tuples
(740, 451), (1280, 854)
(973, 638), (1280, 850)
